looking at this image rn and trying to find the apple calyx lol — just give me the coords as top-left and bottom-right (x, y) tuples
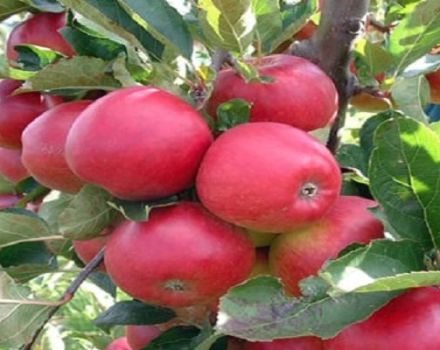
(300, 182), (319, 199)
(164, 279), (187, 292)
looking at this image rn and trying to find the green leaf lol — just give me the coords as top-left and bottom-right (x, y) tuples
(352, 270), (440, 292)
(199, 0), (256, 53)
(0, 271), (53, 348)
(0, 242), (58, 282)
(20, 0), (64, 12)
(0, 55), (36, 81)
(389, 0), (440, 74)
(145, 326), (201, 350)
(94, 300), (176, 328)
(403, 54), (440, 77)
(391, 76), (430, 124)
(354, 39), (394, 76)
(38, 194), (74, 234)
(108, 195), (178, 222)
(359, 111), (401, 159)
(0, 175), (15, 195)
(88, 272), (116, 297)
(58, 185), (118, 240)
(15, 45), (62, 72)
(336, 144), (369, 180)
(61, 21), (126, 61)
(252, 0), (282, 54)
(216, 99), (251, 132)
(0, 0), (30, 21)
(0, 209), (54, 249)
(17, 56), (121, 93)
(216, 276), (397, 341)
(369, 117), (440, 250)
(116, 0), (193, 58)
(269, 0), (317, 52)
(319, 240), (425, 296)
(59, 0), (164, 60)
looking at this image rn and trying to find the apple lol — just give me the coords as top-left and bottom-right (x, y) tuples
(350, 92), (392, 112)
(244, 336), (323, 350)
(104, 202), (255, 307)
(21, 101), (91, 193)
(196, 122), (342, 233)
(72, 229), (111, 272)
(0, 148), (29, 183)
(0, 79), (50, 149)
(269, 195), (384, 296)
(427, 69), (440, 104)
(207, 54), (338, 132)
(0, 194), (21, 209)
(246, 230), (277, 248)
(249, 248), (271, 278)
(323, 287), (440, 349)
(125, 325), (162, 350)
(105, 337), (131, 350)
(66, 86), (213, 201)
(7, 12), (75, 63)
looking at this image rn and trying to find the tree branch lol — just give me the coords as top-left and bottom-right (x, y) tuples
(291, 0), (370, 154)
(22, 248), (105, 350)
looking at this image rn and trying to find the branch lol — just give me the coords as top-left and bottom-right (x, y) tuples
(291, 0), (370, 153)
(22, 248), (105, 350)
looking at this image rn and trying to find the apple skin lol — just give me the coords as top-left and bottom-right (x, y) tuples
(246, 230), (277, 248)
(427, 70), (440, 104)
(7, 12), (75, 62)
(66, 86), (213, 201)
(196, 122), (342, 233)
(125, 325), (162, 350)
(323, 287), (440, 350)
(0, 80), (49, 149)
(21, 101), (91, 193)
(104, 202), (255, 307)
(72, 230), (111, 272)
(244, 337), (323, 350)
(249, 248), (271, 278)
(105, 337), (131, 350)
(269, 195), (384, 296)
(0, 194), (21, 209)
(207, 54), (338, 132)
(0, 148), (29, 183)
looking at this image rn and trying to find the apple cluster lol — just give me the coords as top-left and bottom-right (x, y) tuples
(2, 12), (440, 350)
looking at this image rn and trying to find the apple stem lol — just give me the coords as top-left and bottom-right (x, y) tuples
(22, 248), (105, 350)
(291, 0), (370, 154)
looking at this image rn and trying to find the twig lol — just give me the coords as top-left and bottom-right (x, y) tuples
(211, 48), (234, 73)
(22, 248), (105, 350)
(15, 185), (50, 208)
(291, 0), (371, 154)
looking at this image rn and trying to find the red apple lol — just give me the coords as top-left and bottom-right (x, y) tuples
(244, 336), (323, 350)
(246, 230), (277, 248)
(125, 325), (162, 350)
(7, 12), (75, 62)
(427, 69), (440, 104)
(0, 194), (21, 209)
(21, 101), (91, 193)
(269, 196), (384, 296)
(105, 337), (131, 350)
(72, 229), (111, 272)
(249, 248), (271, 278)
(0, 80), (49, 149)
(207, 54), (338, 131)
(0, 148), (29, 183)
(66, 86), (213, 200)
(323, 287), (440, 350)
(104, 202), (255, 307)
(196, 122), (341, 233)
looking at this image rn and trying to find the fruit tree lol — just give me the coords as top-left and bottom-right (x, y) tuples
(0, 0), (440, 349)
